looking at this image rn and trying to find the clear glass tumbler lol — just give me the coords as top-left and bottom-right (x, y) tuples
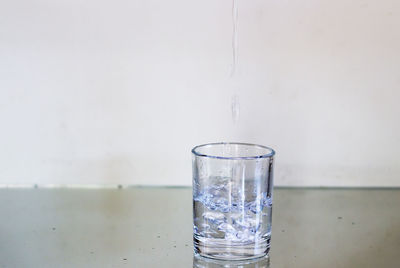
(192, 142), (275, 260)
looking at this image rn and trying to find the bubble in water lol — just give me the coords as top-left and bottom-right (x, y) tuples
(203, 212), (226, 226)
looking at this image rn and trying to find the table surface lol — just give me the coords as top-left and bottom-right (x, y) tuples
(0, 187), (399, 268)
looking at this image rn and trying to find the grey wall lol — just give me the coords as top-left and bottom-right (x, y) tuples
(1, 0), (399, 186)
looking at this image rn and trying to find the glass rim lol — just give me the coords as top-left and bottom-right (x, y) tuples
(191, 142), (275, 160)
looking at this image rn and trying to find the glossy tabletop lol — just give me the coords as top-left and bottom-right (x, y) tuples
(0, 187), (399, 267)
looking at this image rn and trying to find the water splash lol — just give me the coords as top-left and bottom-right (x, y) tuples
(193, 180), (272, 243)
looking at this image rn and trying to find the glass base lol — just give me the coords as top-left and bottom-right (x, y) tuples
(193, 253), (270, 267)
(194, 236), (270, 261)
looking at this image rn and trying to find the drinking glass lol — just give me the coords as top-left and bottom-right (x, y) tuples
(192, 142), (275, 260)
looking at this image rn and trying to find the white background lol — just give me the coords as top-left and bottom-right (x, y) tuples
(1, 0), (399, 186)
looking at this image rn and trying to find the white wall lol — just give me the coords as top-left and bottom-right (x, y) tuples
(1, 0), (399, 187)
